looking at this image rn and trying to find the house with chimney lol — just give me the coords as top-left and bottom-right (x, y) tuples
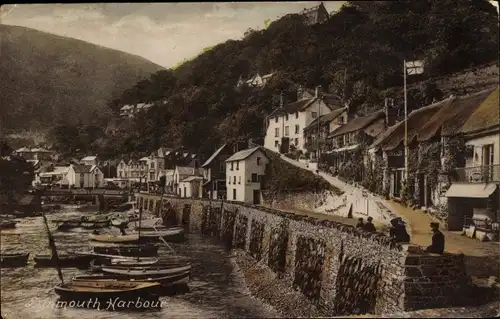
(368, 99), (446, 198)
(299, 2), (329, 26)
(413, 89), (493, 219)
(225, 146), (270, 204)
(236, 72), (275, 89)
(324, 110), (386, 181)
(66, 164), (104, 189)
(444, 88), (499, 236)
(264, 86), (334, 154)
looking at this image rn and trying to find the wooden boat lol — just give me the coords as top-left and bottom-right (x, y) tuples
(138, 227), (185, 243)
(80, 220), (110, 229)
(111, 258), (159, 266)
(101, 264), (192, 277)
(91, 243), (159, 257)
(0, 252), (30, 268)
(89, 233), (140, 244)
(54, 280), (161, 304)
(89, 257), (184, 272)
(73, 270), (190, 288)
(56, 221), (81, 231)
(0, 220), (17, 229)
(34, 254), (95, 268)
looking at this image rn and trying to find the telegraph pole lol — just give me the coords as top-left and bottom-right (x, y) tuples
(403, 60), (408, 181)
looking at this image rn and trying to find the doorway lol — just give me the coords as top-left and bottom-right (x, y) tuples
(253, 190), (261, 205)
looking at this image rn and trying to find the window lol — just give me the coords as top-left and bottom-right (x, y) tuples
(285, 126), (289, 136)
(233, 176), (236, 184)
(312, 112), (318, 119)
(275, 127), (279, 137)
(275, 117), (278, 123)
(233, 189), (236, 200)
(150, 162), (154, 169)
(257, 157), (261, 165)
(119, 172), (122, 177)
(230, 162), (234, 171)
(295, 138), (299, 145)
(220, 163), (225, 173)
(252, 173), (258, 182)
(228, 176), (231, 184)
(238, 176), (241, 184)
(295, 125), (300, 134)
(275, 140), (279, 147)
(483, 144), (494, 166)
(295, 112), (299, 119)
(236, 161), (239, 170)
(339, 117), (344, 125)
(285, 114), (289, 121)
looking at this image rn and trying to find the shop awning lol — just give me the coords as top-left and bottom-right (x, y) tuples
(445, 183), (497, 198)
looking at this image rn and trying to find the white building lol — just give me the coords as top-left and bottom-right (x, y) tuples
(119, 102), (154, 118)
(66, 164), (104, 188)
(38, 166), (69, 186)
(178, 176), (204, 198)
(264, 87), (334, 154)
(237, 72), (275, 88)
(173, 166), (202, 195)
(225, 146), (270, 204)
(81, 155), (98, 166)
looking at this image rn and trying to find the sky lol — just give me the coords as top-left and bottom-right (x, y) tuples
(0, 2), (345, 68)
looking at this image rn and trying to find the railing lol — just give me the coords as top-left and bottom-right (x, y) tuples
(451, 164), (500, 183)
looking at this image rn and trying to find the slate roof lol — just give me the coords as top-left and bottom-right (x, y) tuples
(304, 108), (347, 132)
(459, 88), (499, 135)
(176, 166), (201, 176)
(418, 89), (494, 141)
(226, 147), (268, 162)
(329, 111), (385, 138)
(180, 176), (204, 183)
(270, 97), (322, 118)
(72, 164), (93, 173)
(201, 144), (228, 168)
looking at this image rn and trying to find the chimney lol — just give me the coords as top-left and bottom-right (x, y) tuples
(297, 85), (303, 100)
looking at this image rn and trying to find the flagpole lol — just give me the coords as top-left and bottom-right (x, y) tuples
(403, 60), (408, 181)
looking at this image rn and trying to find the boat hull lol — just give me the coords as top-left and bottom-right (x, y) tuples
(138, 227), (185, 243)
(73, 270), (190, 288)
(0, 253), (29, 268)
(101, 264), (192, 277)
(80, 221), (110, 229)
(54, 282), (161, 308)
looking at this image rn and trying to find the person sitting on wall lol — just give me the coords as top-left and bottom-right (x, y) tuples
(389, 217), (410, 243)
(363, 216), (376, 232)
(356, 217), (364, 228)
(425, 222), (445, 254)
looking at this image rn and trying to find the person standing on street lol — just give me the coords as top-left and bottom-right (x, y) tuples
(363, 216), (376, 232)
(425, 222), (445, 254)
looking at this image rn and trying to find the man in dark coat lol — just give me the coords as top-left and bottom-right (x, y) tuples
(356, 217), (364, 228)
(425, 222), (445, 254)
(389, 218), (410, 243)
(363, 216), (376, 232)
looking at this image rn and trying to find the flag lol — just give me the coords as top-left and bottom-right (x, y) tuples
(405, 60), (424, 75)
(42, 212), (64, 284)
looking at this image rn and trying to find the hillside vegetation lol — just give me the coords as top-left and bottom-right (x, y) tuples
(43, 1), (499, 160)
(0, 24), (164, 132)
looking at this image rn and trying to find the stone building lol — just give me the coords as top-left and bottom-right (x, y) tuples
(299, 2), (330, 26)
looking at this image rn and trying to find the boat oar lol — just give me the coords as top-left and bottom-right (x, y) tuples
(41, 212), (64, 285)
(153, 226), (178, 257)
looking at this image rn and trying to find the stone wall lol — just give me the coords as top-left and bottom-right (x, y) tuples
(135, 193), (468, 316)
(264, 190), (333, 211)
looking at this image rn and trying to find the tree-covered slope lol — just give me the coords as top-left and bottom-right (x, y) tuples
(52, 0), (499, 159)
(0, 24), (164, 132)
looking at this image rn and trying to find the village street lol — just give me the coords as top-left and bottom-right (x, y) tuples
(278, 153), (500, 279)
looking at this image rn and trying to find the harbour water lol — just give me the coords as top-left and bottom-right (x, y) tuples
(0, 206), (279, 318)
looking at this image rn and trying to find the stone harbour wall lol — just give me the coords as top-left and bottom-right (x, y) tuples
(135, 193), (468, 316)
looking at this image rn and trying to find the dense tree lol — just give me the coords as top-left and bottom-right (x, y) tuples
(81, 0), (498, 159)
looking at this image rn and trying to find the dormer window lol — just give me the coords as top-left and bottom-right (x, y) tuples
(257, 157), (261, 165)
(339, 117), (344, 125)
(312, 112), (318, 119)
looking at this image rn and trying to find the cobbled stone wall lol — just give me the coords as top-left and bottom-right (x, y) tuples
(136, 194), (468, 316)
